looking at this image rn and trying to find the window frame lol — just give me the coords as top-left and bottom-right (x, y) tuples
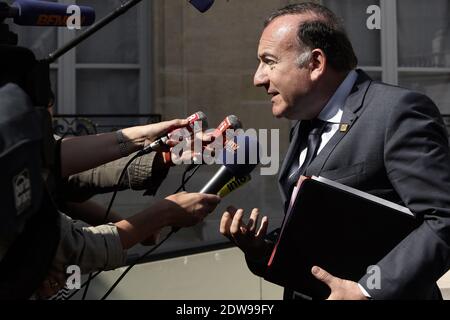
(321, 0), (450, 86)
(55, 0), (152, 115)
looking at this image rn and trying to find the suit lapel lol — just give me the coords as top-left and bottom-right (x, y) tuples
(306, 70), (373, 176)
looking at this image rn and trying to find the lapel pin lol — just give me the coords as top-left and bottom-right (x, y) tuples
(340, 124), (350, 132)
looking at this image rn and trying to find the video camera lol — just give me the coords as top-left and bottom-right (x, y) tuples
(0, 0), (97, 299)
(0, 0), (98, 241)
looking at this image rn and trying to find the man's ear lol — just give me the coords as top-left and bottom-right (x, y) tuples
(309, 48), (326, 81)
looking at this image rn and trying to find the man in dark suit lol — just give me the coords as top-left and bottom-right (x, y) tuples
(220, 2), (450, 299)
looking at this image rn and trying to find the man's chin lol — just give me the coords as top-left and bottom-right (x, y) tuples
(272, 105), (287, 119)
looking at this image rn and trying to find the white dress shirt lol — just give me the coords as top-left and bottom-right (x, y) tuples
(298, 69), (358, 167)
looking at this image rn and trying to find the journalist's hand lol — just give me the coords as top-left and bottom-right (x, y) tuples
(163, 192), (221, 227)
(122, 118), (189, 150)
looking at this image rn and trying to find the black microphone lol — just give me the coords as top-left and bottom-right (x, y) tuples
(188, 0), (215, 13)
(172, 135), (259, 233)
(138, 111), (208, 155)
(200, 135), (259, 194)
(9, 0), (95, 27)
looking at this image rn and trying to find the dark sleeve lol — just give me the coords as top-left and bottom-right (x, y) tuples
(61, 152), (169, 203)
(244, 228), (280, 277)
(245, 124), (299, 277)
(359, 92), (450, 299)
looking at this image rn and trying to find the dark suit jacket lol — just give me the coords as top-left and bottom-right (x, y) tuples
(252, 69), (450, 299)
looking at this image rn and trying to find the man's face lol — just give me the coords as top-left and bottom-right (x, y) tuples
(254, 14), (317, 120)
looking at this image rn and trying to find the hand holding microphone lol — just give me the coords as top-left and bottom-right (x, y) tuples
(171, 134), (260, 232)
(164, 192), (221, 228)
(138, 111), (208, 156)
(180, 115), (243, 166)
(162, 114), (242, 167)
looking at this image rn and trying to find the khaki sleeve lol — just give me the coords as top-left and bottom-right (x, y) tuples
(52, 213), (127, 274)
(62, 151), (169, 202)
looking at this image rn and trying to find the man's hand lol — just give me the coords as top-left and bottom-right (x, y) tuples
(220, 206), (271, 259)
(311, 266), (369, 300)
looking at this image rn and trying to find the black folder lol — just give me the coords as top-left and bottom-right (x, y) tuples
(264, 176), (419, 299)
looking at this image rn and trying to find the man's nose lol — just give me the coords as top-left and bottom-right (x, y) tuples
(253, 64), (268, 87)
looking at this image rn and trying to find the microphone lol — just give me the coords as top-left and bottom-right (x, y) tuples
(10, 0), (95, 26)
(185, 115), (242, 168)
(139, 111), (208, 155)
(188, 0), (215, 13)
(217, 174), (252, 198)
(200, 135), (259, 194)
(172, 136), (258, 232)
(209, 115), (243, 144)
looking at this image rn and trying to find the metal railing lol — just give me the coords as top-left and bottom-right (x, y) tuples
(52, 113), (162, 137)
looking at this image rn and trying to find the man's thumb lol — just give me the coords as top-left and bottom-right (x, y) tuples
(312, 266), (337, 289)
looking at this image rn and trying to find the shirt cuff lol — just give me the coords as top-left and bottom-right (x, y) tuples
(93, 223), (128, 270)
(54, 214), (127, 274)
(358, 283), (372, 299)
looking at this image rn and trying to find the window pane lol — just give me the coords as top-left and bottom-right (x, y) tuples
(76, 0), (139, 63)
(323, 0), (381, 66)
(9, 26), (57, 61)
(76, 70), (139, 114)
(398, 0), (450, 67)
(399, 73), (450, 114)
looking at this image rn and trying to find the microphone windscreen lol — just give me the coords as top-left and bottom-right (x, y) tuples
(12, 0), (95, 26)
(191, 111), (208, 129)
(226, 115), (242, 130)
(188, 0), (215, 13)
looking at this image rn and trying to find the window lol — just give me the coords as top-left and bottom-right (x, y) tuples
(10, 0), (152, 115)
(323, 0), (450, 114)
(323, 0), (382, 81)
(397, 0), (450, 114)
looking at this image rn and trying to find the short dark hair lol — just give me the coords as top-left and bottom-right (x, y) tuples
(264, 2), (358, 72)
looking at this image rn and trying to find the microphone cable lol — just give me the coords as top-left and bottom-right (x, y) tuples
(79, 150), (144, 300)
(66, 149), (203, 300)
(100, 229), (175, 300)
(180, 164), (201, 192)
(62, 151), (143, 300)
(100, 164), (203, 300)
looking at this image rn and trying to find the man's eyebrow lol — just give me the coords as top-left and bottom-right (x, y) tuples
(257, 53), (278, 61)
